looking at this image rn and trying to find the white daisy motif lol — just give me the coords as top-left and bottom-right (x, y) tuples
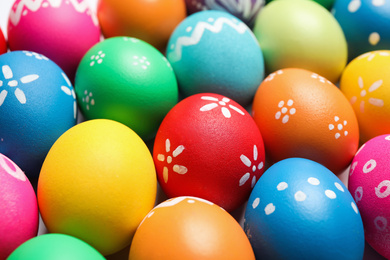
(0, 65), (39, 106)
(357, 51), (389, 61)
(23, 51), (49, 60)
(350, 76), (384, 113)
(311, 73), (332, 84)
(264, 70), (283, 82)
(90, 50), (105, 66)
(124, 37), (140, 43)
(157, 139), (188, 183)
(328, 116), (348, 139)
(199, 96), (245, 118)
(133, 55), (150, 70)
(60, 72), (77, 119)
(275, 99), (296, 123)
(239, 145), (264, 188)
(81, 90), (95, 111)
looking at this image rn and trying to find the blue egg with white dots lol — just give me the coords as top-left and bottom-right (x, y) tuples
(0, 51), (77, 178)
(244, 158), (364, 260)
(166, 10), (264, 106)
(333, 0), (390, 60)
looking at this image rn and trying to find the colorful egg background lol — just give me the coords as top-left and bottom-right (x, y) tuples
(0, 0), (390, 259)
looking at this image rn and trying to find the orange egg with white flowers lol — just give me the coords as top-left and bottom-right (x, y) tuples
(97, 0), (186, 51)
(252, 68), (359, 174)
(129, 196), (255, 260)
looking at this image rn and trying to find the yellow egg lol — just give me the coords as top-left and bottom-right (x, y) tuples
(340, 50), (390, 143)
(37, 119), (157, 256)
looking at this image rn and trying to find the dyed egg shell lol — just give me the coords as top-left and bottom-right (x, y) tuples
(184, 0), (264, 26)
(0, 27), (6, 54)
(244, 158), (365, 259)
(97, 0), (186, 51)
(129, 196), (255, 260)
(252, 68), (359, 174)
(340, 50), (390, 143)
(153, 93), (265, 212)
(0, 154), (38, 259)
(348, 134), (390, 259)
(166, 10), (264, 106)
(0, 51), (77, 177)
(253, 0), (347, 83)
(8, 233), (105, 260)
(38, 119), (157, 256)
(7, 0), (101, 80)
(75, 37), (178, 141)
(333, 0), (390, 61)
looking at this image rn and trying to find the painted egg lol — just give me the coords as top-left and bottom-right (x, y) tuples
(252, 68), (359, 174)
(348, 134), (390, 259)
(333, 0), (390, 61)
(97, 0), (186, 51)
(266, 0), (335, 9)
(0, 51), (77, 178)
(129, 196), (255, 260)
(7, 233), (105, 259)
(0, 154), (38, 259)
(166, 10), (264, 106)
(339, 50), (390, 143)
(37, 119), (157, 256)
(253, 0), (347, 83)
(75, 37), (178, 141)
(7, 0), (101, 80)
(0, 27), (6, 54)
(184, 0), (264, 26)
(153, 93), (265, 212)
(244, 158), (365, 259)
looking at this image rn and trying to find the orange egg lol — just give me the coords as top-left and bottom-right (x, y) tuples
(252, 68), (359, 174)
(97, 0), (186, 51)
(340, 50), (390, 143)
(129, 196), (255, 260)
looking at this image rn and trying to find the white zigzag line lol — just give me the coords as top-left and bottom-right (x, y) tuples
(9, 0), (97, 26)
(168, 17), (248, 62)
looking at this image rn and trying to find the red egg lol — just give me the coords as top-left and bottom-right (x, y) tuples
(0, 27), (6, 54)
(153, 93), (265, 211)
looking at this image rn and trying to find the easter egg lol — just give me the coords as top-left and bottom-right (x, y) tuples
(7, 233), (105, 260)
(153, 93), (265, 212)
(0, 154), (38, 259)
(0, 51), (77, 178)
(0, 27), (6, 54)
(129, 196), (255, 260)
(166, 10), (264, 106)
(333, 0), (390, 61)
(7, 0), (101, 80)
(75, 37), (178, 141)
(348, 134), (390, 259)
(244, 158), (365, 259)
(253, 0), (347, 83)
(340, 50), (390, 143)
(97, 0), (186, 51)
(184, 0), (264, 26)
(252, 68), (359, 174)
(37, 119), (157, 256)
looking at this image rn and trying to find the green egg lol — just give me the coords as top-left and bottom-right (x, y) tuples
(7, 234), (105, 260)
(75, 37), (179, 141)
(254, 0), (347, 83)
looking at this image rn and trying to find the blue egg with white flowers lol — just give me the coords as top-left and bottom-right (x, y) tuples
(244, 158), (364, 260)
(333, 0), (390, 61)
(166, 10), (264, 106)
(0, 51), (77, 178)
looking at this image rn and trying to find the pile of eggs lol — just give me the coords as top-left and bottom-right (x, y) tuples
(1, 0), (390, 259)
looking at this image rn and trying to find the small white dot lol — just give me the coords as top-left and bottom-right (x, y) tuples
(264, 203), (275, 215)
(133, 55), (139, 59)
(325, 190), (337, 199)
(252, 198), (260, 209)
(277, 182), (288, 191)
(278, 100), (284, 108)
(287, 99), (293, 106)
(282, 115), (289, 124)
(90, 61), (95, 66)
(329, 124), (334, 130)
(275, 111), (281, 119)
(295, 191), (307, 201)
(91, 55), (95, 60)
(335, 133), (341, 139)
(281, 107), (288, 114)
(369, 32), (380, 46)
(167, 156), (172, 164)
(252, 165), (256, 172)
(142, 65), (148, 70)
(187, 199), (195, 203)
(334, 116), (339, 122)
(335, 182), (345, 192)
(338, 124), (343, 130)
(308, 177), (320, 185)
(290, 108), (296, 115)
(344, 131), (348, 136)
(348, 0), (361, 12)
(97, 59), (102, 64)
(186, 26), (192, 32)
(351, 202), (359, 214)
(344, 120), (347, 125)
(372, 0), (385, 6)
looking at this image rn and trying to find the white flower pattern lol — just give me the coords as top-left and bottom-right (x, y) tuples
(157, 139), (188, 183)
(199, 96), (245, 118)
(239, 145), (264, 188)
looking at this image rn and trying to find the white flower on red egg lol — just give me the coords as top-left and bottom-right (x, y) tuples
(0, 65), (39, 106)
(199, 96), (245, 118)
(239, 145), (263, 188)
(157, 139), (188, 183)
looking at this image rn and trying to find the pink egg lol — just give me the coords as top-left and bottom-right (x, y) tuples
(0, 153), (39, 259)
(7, 0), (101, 81)
(348, 134), (390, 259)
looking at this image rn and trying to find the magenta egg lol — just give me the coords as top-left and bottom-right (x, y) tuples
(7, 0), (101, 81)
